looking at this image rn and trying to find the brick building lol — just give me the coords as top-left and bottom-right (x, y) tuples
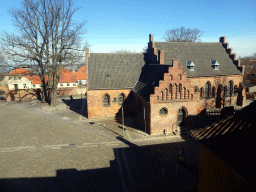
(87, 34), (245, 135)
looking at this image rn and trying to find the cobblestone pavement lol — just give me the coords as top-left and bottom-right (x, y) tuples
(0, 99), (199, 191)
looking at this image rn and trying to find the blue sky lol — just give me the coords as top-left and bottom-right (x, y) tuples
(0, 0), (255, 57)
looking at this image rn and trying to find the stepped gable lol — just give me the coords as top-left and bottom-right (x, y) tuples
(154, 42), (242, 77)
(190, 100), (256, 184)
(133, 64), (170, 102)
(88, 53), (146, 90)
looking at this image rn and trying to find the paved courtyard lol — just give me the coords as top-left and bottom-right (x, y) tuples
(0, 97), (200, 191)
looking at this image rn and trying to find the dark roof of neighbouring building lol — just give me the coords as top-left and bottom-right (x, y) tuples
(189, 101), (256, 184)
(88, 53), (146, 90)
(133, 64), (170, 102)
(154, 42), (242, 77)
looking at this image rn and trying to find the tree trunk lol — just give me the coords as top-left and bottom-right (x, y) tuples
(50, 73), (59, 107)
(51, 87), (57, 107)
(40, 77), (48, 103)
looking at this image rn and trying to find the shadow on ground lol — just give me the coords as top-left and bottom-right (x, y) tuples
(0, 136), (200, 192)
(61, 98), (88, 117)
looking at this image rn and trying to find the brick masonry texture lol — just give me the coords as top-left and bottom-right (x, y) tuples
(87, 89), (131, 118)
(87, 35), (246, 135)
(87, 60), (245, 134)
(5, 87), (84, 102)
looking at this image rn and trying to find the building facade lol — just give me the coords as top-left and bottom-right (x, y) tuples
(87, 34), (245, 135)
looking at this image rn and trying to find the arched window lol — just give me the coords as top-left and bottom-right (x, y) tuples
(103, 94), (110, 106)
(227, 81), (233, 95)
(179, 83), (182, 99)
(175, 84), (178, 99)
(184, 87), (186, 99)
(169, 84), (173, 100)
(212, 86), (216, 98)
(161, 91), (164, 100)
(224, 86), (227, 96)
(205, 82), (211, 98)
(200, 87), (204, 99)
(234, 85), (238, 95)
(165, 88), (168, 100)
(187, 90), (190, 99)
(119, 93), (125, 105)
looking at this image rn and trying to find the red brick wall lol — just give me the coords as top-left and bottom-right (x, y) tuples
(150, 101), (198, 135)
(148, 60), (244, 134)
(87, 89), (131, 118)
(133, 92), (151, 133)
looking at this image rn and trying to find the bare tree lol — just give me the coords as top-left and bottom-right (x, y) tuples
(1, 0), (87, 106)
(164, 27), (203, 42)
(0, 52), (9, 81)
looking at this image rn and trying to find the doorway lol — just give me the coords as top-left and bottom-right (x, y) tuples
(177, 107), (187, 126)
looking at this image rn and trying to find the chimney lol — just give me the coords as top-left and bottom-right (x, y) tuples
(220, 36), (226, 44)
(173, 60), (179, 67)
(158, 50), (165, 64)
(149, 34), (153, 42)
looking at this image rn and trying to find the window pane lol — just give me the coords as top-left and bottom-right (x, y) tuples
(205, 83), (209, 97)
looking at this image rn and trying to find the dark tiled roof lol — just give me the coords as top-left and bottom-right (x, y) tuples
(88, 53), (146, 90)
(133, 64), (170, 101)
(190, 101), (256, 184)
(154, 42), (242, 77)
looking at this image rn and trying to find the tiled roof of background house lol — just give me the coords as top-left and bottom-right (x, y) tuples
(59, 74), (77, 83)
(61, 68), (70, 74)
(8, 68), (33, 76)
(27, 76), (42, 84)
(88, 53), (146, 90)
(133, 64), (170, 102)
(8, 66), (86, 85)
(189, 101), (256, 184)
(154, 42), (242, 77)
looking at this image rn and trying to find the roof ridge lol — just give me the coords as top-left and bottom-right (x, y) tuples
(154, 41), (220, 44)
(90, 53), (143, 55)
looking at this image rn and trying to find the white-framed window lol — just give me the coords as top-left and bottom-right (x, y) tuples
(60, 83), (63, 87)
(33, 84), (36, 88)
(187, 61), (195, 71)
(212, 60), (220, 70)
(9, 77), (12, 80)
(18, 77), (21, 80)
(67, 83), (70, 86)
(73, 83), (76, 86)
(23, 84), (27, 89)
